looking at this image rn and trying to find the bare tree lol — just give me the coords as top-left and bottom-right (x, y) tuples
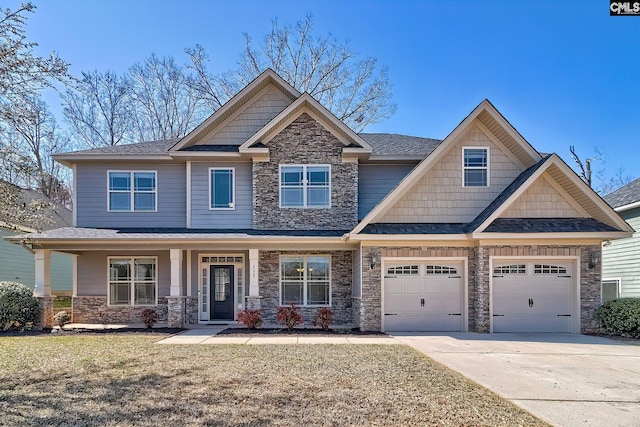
(128, 54), (208, 141)
(0, 3), (68, 110)
(0, 97), (71, 201)
(188, 15), (396, 131)
(62, 70), (133, 148)
(569, 145), (633, 194)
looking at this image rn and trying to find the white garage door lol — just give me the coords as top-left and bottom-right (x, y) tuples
(492, 261), (574, 333)
(384, 262), (464, 332)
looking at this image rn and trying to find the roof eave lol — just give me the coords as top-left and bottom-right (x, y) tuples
(614, 200), (640, 212)
(348, 233), (472, 241)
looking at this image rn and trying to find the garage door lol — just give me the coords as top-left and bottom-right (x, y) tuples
(384, 262), (464, 332)
(492, 261), (574, 332)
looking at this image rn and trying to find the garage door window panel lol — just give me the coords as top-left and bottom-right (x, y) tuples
(387, 265), (419, 276)
(425, 265), (458, 276)
(534, 264), (567, 274)
(493, 264), (526, 275)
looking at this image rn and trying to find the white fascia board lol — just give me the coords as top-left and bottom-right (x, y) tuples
(169, 152), (243, 159)
(53, 155), (172, 166)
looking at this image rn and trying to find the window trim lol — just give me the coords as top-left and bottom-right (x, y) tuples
(279, 254), (331, 307)
(208, 167), (236, 211)
(461, 147), (490, 188)
(107, 170), (158, 212)
(107, 256), (158, 307)
(601, 277), (621, 303)
(279, 164), (331, 209)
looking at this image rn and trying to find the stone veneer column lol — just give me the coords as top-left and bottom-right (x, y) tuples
(473, 246), (491, 333)
(580, 245), (602, 333)
(359, 247), (381, 331)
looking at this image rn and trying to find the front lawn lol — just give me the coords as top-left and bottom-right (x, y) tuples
(0, 334), (547, 426)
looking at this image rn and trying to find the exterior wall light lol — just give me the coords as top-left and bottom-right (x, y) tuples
(589, 250), (601, 270)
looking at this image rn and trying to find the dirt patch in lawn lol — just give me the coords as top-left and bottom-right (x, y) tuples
(0, 335), (549, 426)
(217, 327), (386, 336)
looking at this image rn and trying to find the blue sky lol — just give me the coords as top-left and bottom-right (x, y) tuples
(15, 0), (640, 188)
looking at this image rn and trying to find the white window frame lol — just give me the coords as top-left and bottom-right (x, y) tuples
(208, 167), (235, 210)
(279, 164), (331, 208)
(107, 170), (158, 212)
(601, 278), (621, 303)
(107, 256), (158, 306)
(279, 254), (331, 307)
(462, 147), (490, 188)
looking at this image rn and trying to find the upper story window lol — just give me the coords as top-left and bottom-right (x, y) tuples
(108, 171), (157, 212)
(462, 147), (489, 187)
(280, 165), (330, 208)
(209, 168), (235, 210)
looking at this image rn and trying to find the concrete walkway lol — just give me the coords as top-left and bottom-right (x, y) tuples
(391, 332), (640, 427)
(156, 328), (398, 345)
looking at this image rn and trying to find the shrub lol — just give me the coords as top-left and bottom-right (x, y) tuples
(313, 307), (333, 331)
(0, 281), (40, 331)
(53, 311), (71, 327)
(596, 298), (640, 338)
(276, 303), (302, 330)
(141, 308), (159, 329)
(237, 309), (263, 329)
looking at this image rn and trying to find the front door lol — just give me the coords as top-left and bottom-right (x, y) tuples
(211, 265), (234, 320)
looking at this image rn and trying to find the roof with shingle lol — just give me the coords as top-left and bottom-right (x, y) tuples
(4, 227), (349, 241)
(603, 177), (640, 209)
(483, 218), (618, 233)
(359, 133), (442, 157)
(361, 223), (467, 234)
(57, 139), (178, 156)
(55, 134), (441, 158)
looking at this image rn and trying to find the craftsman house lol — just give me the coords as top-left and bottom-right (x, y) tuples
(6, 69), (633, 332)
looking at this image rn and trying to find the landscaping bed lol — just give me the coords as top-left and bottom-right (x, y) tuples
(217, 327), (386, 336)
(0, 327), (184, 337)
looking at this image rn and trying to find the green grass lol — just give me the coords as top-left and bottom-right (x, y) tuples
(0, 334), (548, 426)
(53, 296), (71, 310)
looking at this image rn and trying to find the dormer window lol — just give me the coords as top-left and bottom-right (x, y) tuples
(280, 165), (330, 208)
(462, 147), (489, 187)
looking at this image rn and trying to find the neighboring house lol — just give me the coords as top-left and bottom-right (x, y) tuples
(602, 178), (640, 301)
(5, 69), (633, 333)
(0, 184), (73, 294)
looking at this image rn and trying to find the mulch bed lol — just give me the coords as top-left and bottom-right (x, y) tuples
(217, 327), (386, 336)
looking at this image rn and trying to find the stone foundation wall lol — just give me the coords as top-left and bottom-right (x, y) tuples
(37, 296), (54, 329)
(72, 296), (168, 324)
(258, 250), (353, 326)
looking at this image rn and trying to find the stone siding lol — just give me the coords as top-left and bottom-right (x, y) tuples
(351, 297), (361, 328)
(253, 113), (358, 230)
(579, 246), (602, 333)
(72, 296), (168, 324)
(37, 296), (54, 329)
(258, 250), (353, 326)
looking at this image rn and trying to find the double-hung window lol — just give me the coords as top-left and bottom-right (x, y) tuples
(209, 168), (235, 210)
(108, 257), (157, 306)
(280, 165), (330, 208)
(462, 147), (489, 187)
(108, 171), (157, 211)
(280, 255), (330, 306)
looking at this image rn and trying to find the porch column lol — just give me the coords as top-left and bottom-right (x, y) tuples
(168, 249), (186, 328)
(246, 249), (261, 310)
(170, 249), (183, 296)
(34, 249), (54, 328)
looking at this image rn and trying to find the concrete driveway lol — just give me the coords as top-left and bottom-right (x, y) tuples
(391, 333), (640, 427)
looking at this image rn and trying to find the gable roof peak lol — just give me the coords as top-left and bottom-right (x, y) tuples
(170, 69), (301, 151)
